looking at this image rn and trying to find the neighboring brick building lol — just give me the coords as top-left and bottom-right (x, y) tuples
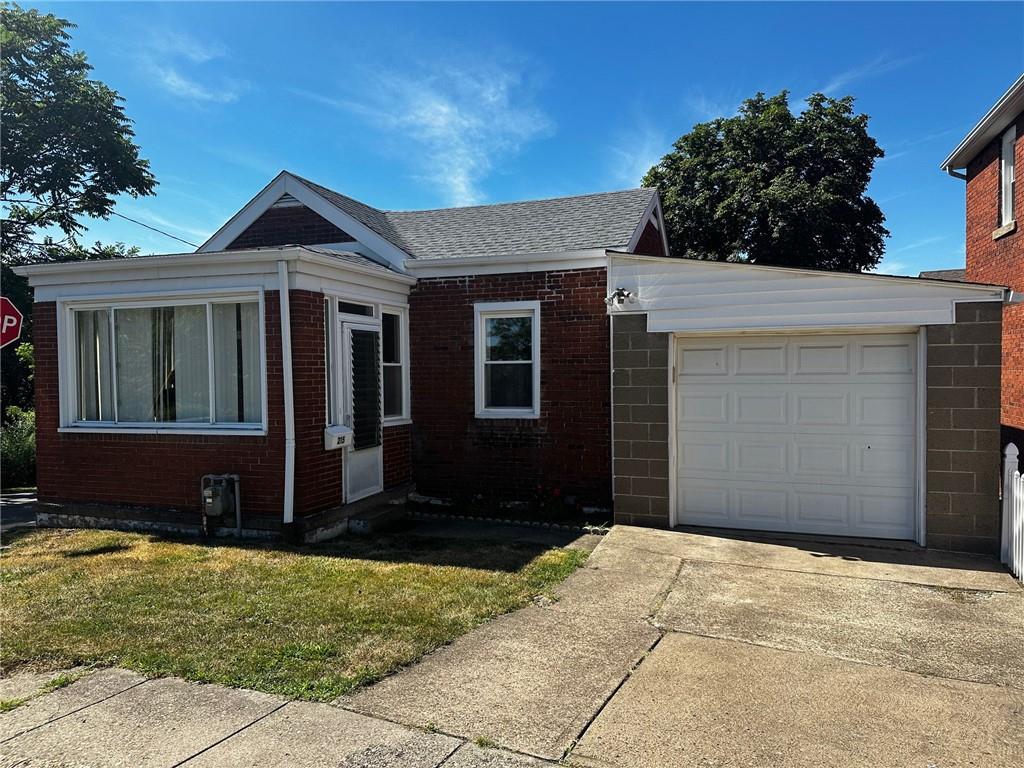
(942, 74), (1024, 437)
(17, 170), (1011, 553)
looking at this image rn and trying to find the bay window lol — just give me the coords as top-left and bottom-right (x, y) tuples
(474, 301), (541, 419)
(67, 295), (265, 430)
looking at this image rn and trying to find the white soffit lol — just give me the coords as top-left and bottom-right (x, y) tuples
(607, 254), (1007, 333)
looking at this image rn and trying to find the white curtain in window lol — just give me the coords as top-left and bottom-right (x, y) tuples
(172, 305), (210, 422)
(115, 306), (209, 422)
(115, 308), (155, 422)
(213, 302), (261, 423)
(75, 309), (113, 421)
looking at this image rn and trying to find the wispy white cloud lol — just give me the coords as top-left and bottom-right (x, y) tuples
(609, 124), (666, 187)
(684, 91), (738, 122)
(872, 259), (911, 276)
(294, 57), (553, 206)
(137, 29), (246, 105)
(888, 235), (945, 255)
(820, 54), (918, 96)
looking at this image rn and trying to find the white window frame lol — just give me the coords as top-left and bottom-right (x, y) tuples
(474, 300), (541, 419)
(381, 305), (411, 425)
(1001, 125), (1016, 226)
(56, 287), (268, 436)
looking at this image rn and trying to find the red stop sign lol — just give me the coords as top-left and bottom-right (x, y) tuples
(0, 297), (24, 349)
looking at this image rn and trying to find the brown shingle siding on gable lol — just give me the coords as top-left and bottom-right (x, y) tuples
(226, 205), (355, 250)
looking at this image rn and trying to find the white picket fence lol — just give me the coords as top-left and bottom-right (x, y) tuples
(1003, 443), (1023, 582)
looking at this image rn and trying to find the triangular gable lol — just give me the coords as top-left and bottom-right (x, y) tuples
(198, 172), (412, 270)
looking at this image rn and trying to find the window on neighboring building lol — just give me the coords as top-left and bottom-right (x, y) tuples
(474, 301), (541, 419)
(381, 310), (407, 420)
(71, 298), (264, 429)
(1001, 125), (1016, 226)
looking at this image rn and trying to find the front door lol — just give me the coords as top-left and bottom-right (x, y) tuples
(341, 321), (383, 502)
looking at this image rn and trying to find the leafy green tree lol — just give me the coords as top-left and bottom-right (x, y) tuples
(1, 3), (155, 410)
(643, 91), (888, 272)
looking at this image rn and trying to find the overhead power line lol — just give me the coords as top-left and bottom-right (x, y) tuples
(1, 197), (200, 249)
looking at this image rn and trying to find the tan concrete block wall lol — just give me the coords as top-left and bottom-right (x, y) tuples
(926, 301), (1004, 554)
(611, 315), (671, 527)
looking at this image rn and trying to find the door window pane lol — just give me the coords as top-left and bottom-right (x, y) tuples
(351, 329), (381, 450)
(213, 302), (261, 423)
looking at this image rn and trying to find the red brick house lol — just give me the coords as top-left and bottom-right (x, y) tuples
(941, 73), (1024, 441)
(16, 170), (1013, 553)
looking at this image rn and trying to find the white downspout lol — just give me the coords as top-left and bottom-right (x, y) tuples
(277, 260), (296, 526)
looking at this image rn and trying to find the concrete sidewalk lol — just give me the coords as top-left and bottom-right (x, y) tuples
(0, 668), (550, 767)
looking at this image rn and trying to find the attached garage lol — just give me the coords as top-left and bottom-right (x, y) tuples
(608, 253), (1011, 553)
(675, 332), (917, 539)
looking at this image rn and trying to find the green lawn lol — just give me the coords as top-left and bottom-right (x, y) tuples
(0, 528), (587, 700)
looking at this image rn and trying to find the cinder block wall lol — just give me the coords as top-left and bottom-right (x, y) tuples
(925, 301), (1004, 554)
(611, 314), (671, 527)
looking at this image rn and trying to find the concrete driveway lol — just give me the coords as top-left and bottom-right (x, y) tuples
(347, 525), (1024, 767)
(570, 526), (1024, 767)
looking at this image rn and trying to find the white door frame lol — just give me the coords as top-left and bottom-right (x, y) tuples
(340, 319), (384, 504)
(668, 325), (926, 544)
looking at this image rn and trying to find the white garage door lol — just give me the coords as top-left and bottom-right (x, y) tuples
(675, 333), (918, 539)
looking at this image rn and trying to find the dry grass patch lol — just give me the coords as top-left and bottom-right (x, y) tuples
(0, 528), (587, 700)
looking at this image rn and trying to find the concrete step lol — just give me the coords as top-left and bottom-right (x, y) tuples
(348, 502), (408, 536)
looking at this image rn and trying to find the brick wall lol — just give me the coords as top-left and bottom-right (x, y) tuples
(925, 301), (1003, 554)
(408, 268), (611, 506)
(964, 110), (1024, 430)
(610, 314), (670, 527)
(226, 205), (354, 250)
(383, 423), (412, 488)
(33, 296), (287, 531)
(290, 290), (344, 518)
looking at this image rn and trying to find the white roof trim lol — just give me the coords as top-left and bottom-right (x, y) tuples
(197, 172), (413, 270)
(607, 251), (1008, 294)
(14, 246), (417, 286)
(625, 191), (671, 256)
(942, 73), (1024, 171)
(405, 248), (610, 277)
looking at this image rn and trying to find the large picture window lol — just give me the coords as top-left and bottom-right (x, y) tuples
(474, 301), (541, 419)
(69, 297), (264, 430)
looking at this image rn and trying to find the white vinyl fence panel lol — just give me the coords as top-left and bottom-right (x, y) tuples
(1003, 443), (1023, 582)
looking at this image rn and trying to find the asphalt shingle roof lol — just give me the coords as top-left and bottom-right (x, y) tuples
(293, 174), (655, 261)
(918, 268), (966, 282)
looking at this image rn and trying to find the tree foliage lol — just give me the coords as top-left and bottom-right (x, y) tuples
(1, 3), (155, 412)
(643, 91), (888, 272)
(1, 3), (156, 257)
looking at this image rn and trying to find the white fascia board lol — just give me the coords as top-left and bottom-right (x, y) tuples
(606, 251), (1009, 296)
(197, 172), (413, 271)
(19, 247), (415, 302)
(405, 248), (610, 278)
(942, 73), (1024, 171)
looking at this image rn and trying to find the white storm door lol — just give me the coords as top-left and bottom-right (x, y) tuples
(341, 322), (383, 503)
(675, 333), (917, 539)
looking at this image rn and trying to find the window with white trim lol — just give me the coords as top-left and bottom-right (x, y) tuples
(69, 297), (264, 429)
(1001, 125), (1016, 226)
(474, 301), (541, 418)
(381, 309), (408, 420)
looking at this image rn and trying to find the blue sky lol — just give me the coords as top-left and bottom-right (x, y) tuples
(39, 2), (1024, 274)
